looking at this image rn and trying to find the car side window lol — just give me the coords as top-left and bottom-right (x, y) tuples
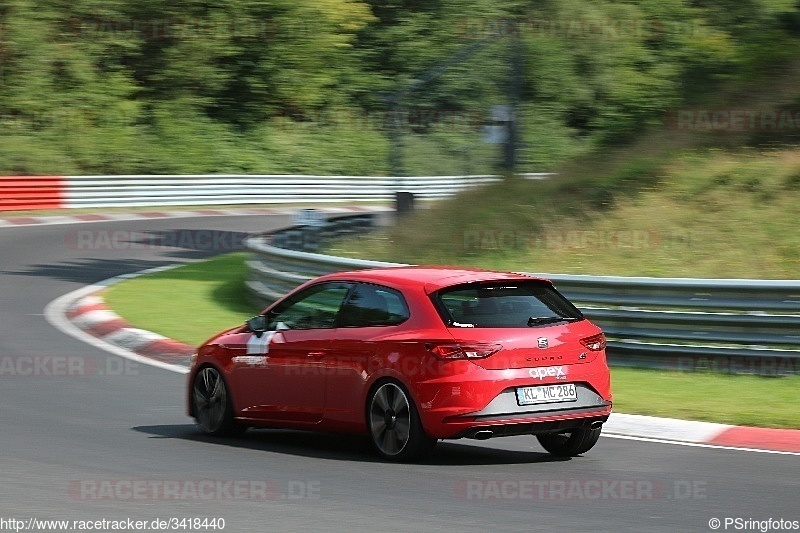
(338, 283), (410, 328)
(266, 282), (351, 330)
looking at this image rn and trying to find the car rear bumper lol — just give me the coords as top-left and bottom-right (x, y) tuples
(412, 361), (612, 439)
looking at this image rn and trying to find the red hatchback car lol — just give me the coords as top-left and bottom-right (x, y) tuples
(188, 267), (612, 461)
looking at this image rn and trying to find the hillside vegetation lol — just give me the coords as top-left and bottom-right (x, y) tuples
(327, 141), (800, 278)
(4, 0), (800, 175)
(327, 50), (800, 279)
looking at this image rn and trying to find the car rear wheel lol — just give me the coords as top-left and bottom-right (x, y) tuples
(367, 381), (436, 461)
(192, 366), (243, 436)
(536, 426), (601, 457)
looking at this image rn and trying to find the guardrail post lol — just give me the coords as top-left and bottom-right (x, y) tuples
(395, 191), (415, 215)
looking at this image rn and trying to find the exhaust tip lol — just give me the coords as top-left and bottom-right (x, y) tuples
(590, 421), (604, 430)
(473, 430), (494, 440)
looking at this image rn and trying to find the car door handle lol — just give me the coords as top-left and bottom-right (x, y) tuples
(307, 351), (325, 358)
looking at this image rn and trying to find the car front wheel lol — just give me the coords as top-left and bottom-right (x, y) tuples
(367, 381), (436, 461)
(192, 366), (243, 436)
(536, 426), (601, 457)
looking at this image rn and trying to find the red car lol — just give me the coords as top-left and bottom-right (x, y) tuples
(188, 267), (612, 461)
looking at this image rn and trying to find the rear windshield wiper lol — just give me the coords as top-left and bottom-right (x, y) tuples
(527, 316), (579, 327)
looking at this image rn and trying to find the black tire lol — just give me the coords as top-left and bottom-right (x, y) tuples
(367, 381), (437, 461)
(192, 366), (244, 437)
(536, 426), (602, 457)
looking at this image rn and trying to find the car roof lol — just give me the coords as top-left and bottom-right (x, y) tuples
(317, 267), (551, 294)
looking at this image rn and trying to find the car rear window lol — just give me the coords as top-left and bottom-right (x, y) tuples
(433, 281), (584, 328)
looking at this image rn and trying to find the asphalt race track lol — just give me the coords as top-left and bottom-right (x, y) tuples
(1, 214), (797, 533)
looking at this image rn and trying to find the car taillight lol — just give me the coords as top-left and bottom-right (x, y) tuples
(581, 333), (606, 351)
(426, 342), (502, 360)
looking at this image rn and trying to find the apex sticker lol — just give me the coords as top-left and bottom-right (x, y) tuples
(529, 365), (567, 380)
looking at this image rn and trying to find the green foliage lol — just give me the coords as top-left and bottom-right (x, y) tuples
(2, 0), (800, 175)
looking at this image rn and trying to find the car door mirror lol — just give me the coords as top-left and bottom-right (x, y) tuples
(246, 315), (267, 336)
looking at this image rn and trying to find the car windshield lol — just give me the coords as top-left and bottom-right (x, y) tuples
(434, 281), (584, 328)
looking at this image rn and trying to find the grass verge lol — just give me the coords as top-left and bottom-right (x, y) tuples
(103, 253), (800, 429)
(610, 367), (798, 429)
(103, 253), (258, 346)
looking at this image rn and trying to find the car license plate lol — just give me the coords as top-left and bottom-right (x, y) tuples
(516, 383), (578, 405)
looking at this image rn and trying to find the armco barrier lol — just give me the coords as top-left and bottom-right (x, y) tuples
(2, 174), (550, 210)
(60, 174), (530, 208)
(246, 215), (800, 375)
(0, 176), (64, 211)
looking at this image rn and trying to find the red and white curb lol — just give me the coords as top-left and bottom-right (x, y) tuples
(66, 293), (195, 368)
(0, 205), (392, 228)
(604, 413), (800, 454)
(44, 266), (194, 375)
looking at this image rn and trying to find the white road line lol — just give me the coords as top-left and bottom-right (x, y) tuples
(605, 412), (732, 442)
(43, 266), (190, 375)
(603, 433), (800, 456)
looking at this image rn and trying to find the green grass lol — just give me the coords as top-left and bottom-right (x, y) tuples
(103, 253), (257, 346)
(103, 253), (800, 429)
(326, 142), (800, 279)
(611, 368), (800, 429)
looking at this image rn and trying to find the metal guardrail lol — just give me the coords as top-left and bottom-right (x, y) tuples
(246, 214), (398, 303)
(0, 176), (64, 211)
(246, 214), (800, 375)
(59, 174), (553, 208)
(2, 173), (551, 211)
